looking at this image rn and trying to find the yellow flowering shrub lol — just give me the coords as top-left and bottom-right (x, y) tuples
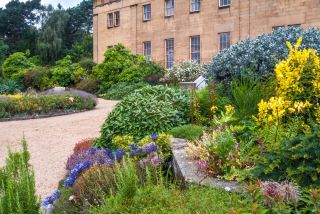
(256, 37), (320, 125)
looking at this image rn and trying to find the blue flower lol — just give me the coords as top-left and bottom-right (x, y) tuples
(42, 190), (61, 208)
(129, 143), (138, 150)
(150, 133), (158, 141)
(129, 148), (144, 157)
(143, 143), (158, 154)
(64, 160), (93, 187)
(115, 148), (126, 161)
(87, 147), (98, 154)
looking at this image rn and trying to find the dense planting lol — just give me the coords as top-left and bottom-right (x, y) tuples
(0, 92), (96, 119)
(102, 82), (149, 100)
(97, 86), (190, 148)
(206, 27), (320, 83)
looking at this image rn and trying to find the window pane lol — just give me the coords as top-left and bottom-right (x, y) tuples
(114, 11), (120, 26)
(143, 41), (151, 60)
(220, 0), (231, 7)
(166, 39), (174, 68)
(143, 4), (151, 20)
(191, 0), (200, 12)
(191, 36), (200, 63)
(165, 0), (174, 16)
(219, 32), (231, 51)
(107, 13), (113, 27)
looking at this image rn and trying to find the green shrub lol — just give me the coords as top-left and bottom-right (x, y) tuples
(252, 132), (320, 187)
(52, 187), (81, 214)
(97, 86), (190, 148)
(0, 78), (23, 94)
(0, 93), (96, 119)
(93, 44), (164, 90)
(103, 82), (149, 100)
(1, 52), (35, 78)
(74, 79), (99, 94)
(165, 60), (205, 82)
(112, 135), (134, 150)
(0, 138), (40, 213)
(231, 72), (273, 119)
(50, 55), (75, 87)
(23, 66), (53, 91)
(196, 86), (211, 118)
(206, 27), (320, 83)
(169, 124), (204, 141)
(92, 184), (245, 214)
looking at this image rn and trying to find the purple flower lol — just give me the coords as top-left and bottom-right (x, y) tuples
(150, 133), (158, 141)
(129, 148), (144, 157)
(235, 143), (239, 151)
(115, 148), (126, 161)
(129, 143), (138, 150)
(215, 128), (220, 133)
(42, 190), (61, 209)
(198, 159), (207, 170)
(64, 160), (93, 187)
(143, 143), (158, 154)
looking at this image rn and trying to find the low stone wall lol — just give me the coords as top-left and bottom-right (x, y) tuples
(172, 138), (241, 192)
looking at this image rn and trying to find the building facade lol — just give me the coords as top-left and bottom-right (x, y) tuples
(93, 0), (320, 68)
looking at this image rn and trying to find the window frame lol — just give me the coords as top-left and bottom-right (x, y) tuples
(219, 32), (231, 51)
(219, 0), (231, 8)
(165, 38), (174, 69)
(143, 41), (152, 60)
(114, 11), (120, 27)
(190, 35), (201, 64)
(107, 12), (114, 28)
(190, 0), (200, 13)
(143, 4), (152, 21)
(272, 25), (285, 31)
(165, 0), (174, 17)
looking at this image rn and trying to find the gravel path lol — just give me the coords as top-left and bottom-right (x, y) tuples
(0, 99), (118, 199)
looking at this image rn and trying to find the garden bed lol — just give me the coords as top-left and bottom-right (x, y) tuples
(172, 138), (241, 192)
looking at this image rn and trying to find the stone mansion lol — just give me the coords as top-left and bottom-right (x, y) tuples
(93, 0), (320, 68)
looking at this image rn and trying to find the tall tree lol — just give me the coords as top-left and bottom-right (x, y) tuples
(0, 0), (42, 53)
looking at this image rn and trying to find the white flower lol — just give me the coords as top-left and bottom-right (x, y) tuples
(225, 186), (231, 191)
(69, 195), (75, 201)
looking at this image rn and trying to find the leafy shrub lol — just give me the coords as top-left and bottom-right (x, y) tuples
(252, 132), (320, 187)
(0, 78), (23, 94)
(73, 138), (94, 154)
(0, 138), (39, 213)
(97, 86), (190, 148)
(255, 38), (320, 131)
(73, 164), (116, 205)
(1, 52), (35, 78)
(112, 135), (134, 150)
(93, 44), (164, 90)
(206, 27), (320, 83)
(103, 82), (149, 100)
(196, 86), (212, 118)
(23, 66), (52, 91)
(92, 184), (245, 214)
(169, 124), (204, 141)
(50, 55), (77, 87)
(74, 79), (99, 94)
(0, 93), (96, 119)
(231, 71), (272, 119)
(78, 57), (96, 72)
(52, 187), (81, 214)
(165, 60), (205, 82)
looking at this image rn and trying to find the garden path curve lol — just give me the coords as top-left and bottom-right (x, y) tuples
(0, 99), (118, 199)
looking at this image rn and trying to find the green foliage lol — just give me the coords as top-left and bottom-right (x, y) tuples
(68, 34), (93, 62)
(231, 71), (273, 119)
(52, 187), (81, 214)
(0, 93), (96, 119)
(23, 66), (52, 91)
(97, 86), (190, 148)
(92, 184), (245, 214)
(93, 44), (164, 90)
(103, 82), (149, 100)
(1, 52), (35, 78)
(252, 132), (320, 187)
(0, 138), (39, 214)
(0, 78), (23, 94)
(196, 86), (211, 118)
(0, 40), (9, 70)
(169, 124), (204, 141)
(112, 135), (134, 150)
(74, 79), (99, 94)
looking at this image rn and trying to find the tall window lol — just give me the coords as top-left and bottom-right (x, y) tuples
(219, 0), (231, 7)
(190, 36), (200, 63)
(143, 4), (151, 21)
(143, 41), (151, 60)
(107, 13), (113, 28)
(219, 32), (231, 51)
(165, 39), (174, 69)
(191, 0), (200, 12)
(165, 0), (174, 17)
(114, 11), (120, 26)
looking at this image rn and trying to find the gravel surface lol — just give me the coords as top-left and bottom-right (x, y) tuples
(0, 99), (118, 199)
